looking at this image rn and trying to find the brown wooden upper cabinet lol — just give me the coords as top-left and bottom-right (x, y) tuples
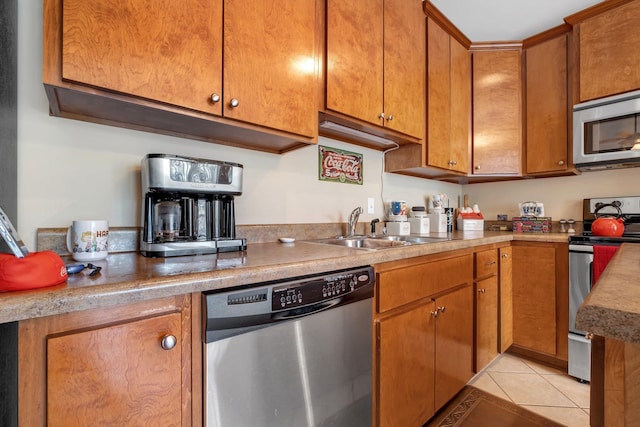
(472, 48), (523, 176)
(573, 0), (640, 102)
(426, 17), (471, 175)
(524, 30), (570, 175)
(43, 0), (319, 153)
(323, 0), (426, 146)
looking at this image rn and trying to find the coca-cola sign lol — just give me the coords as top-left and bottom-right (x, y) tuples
(318, 145), (363, 185)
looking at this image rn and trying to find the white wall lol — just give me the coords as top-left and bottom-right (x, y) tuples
(463, 167), (640, 221)
(16, 0), (461, 248)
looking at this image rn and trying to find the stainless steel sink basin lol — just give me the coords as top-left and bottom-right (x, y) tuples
(309, 235), (451, 250)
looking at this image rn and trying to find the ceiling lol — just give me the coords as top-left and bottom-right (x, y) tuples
(430, 0), (604, 42)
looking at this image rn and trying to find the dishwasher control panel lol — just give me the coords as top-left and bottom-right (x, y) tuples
(271, 267), (373, 310)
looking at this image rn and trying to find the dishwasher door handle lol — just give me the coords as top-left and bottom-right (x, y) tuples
(272, 298), (342, 321)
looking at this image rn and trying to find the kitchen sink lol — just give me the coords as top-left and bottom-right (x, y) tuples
(309, 235), (452, 250)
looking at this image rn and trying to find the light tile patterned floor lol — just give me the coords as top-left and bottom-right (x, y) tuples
(468, 353), (591, 427)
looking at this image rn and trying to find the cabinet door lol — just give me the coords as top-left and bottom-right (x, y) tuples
(326, 0), (384, 127)
(426, 19), (470, 174)
(579, 0), (640, 101)
(378, 302), (435, 426)
(61, 0), (222, 115)
(223, 0), (317, 137)
(47, 313), (183, 426)
(449, 37), (471, 174)
(472, 49), (522, 175)
(526, 35), (569, 174)
(18, 296), (193, 427)
(426, 18), (452, 170)
(434, 285), (474, 411)
(512, 244), (557, 355)
(383, 0), (426, 138)
(499, 246), (513, 352)
(475, 276), (499, 372)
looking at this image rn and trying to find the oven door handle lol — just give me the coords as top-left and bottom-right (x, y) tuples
(569, 244), (594, 253)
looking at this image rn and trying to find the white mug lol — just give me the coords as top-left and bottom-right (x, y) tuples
(66, 220), (109, 262)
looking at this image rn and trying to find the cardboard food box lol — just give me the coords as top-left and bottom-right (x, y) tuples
(457, 212), (484, 231)
(512, 216), (552, 233)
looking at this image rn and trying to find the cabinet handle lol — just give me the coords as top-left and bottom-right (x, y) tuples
(161, 334), (177, 350)
(378, 112), (385, 120)
(430, 310), (439, 318)
(485, 261), (496, 266)
(437, 306), (446, 314)
(452, 160), (457, 166)
(386, 114), (394, 121)
(475, 165), (481, 170)
(210, 93), (220, 103)
(558, 160), (565, 165)
(478, 288), (486, 294)
(229, 98), (239, 108)
(502, 253), (509, 258)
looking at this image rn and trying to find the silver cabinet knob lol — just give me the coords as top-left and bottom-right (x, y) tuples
(229, 98), (239, 108)
(210, 93), (220, 103)
(502, 253), (509, 258)
(478, 288), (486, 294)
(161, 334), (177, 350)
(475, 165), (481, 170)
(437, 306), (446, 314)
(378, 112), (385, 120)
(386, 114), (394, 121)
(452, 160), (457, 166)
(430, 310), (439, 318)
(558, 160), (565, 165)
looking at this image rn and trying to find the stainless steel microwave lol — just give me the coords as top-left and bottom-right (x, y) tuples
(573, 89), (640, 171)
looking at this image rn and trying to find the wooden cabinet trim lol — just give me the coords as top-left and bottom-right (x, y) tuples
(564, 0), (636, 25)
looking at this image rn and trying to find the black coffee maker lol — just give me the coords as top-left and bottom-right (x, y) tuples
(140, 154), (246, 257)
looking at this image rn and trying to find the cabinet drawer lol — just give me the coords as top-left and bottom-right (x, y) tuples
(377, 254), (473, 313)
(475, 249), (497, 279)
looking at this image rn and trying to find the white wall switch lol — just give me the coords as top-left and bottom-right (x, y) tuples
(367, 197), (375, 214)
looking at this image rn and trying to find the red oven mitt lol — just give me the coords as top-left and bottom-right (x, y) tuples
(0, 251), (68, 292)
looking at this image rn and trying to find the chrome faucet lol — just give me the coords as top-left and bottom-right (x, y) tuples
(347, 207), (363, 237)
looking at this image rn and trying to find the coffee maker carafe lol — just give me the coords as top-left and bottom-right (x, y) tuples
(140, 154), (246, 257)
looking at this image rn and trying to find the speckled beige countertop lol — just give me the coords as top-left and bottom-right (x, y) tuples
(0, 231), (569, 324)
(576, 243), (640, 344)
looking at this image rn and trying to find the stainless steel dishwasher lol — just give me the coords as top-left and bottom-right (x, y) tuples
(203, 266), (374, 427)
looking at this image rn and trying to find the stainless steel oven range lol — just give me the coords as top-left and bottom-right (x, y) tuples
(203, 266), (374, 427)
(568, 196), (640, 382)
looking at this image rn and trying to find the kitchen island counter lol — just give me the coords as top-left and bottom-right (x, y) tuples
(0, 231), (568, 324)
(576, 243), (640, 344)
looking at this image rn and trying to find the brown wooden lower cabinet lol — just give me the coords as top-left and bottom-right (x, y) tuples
(475, 275), (499, 371)
(591, 335), (640, 426)
(510, 241), (568, 368)
(474, 248), (499, 372)
(18, 294), (199, 427)
(374, 251), (474, 427)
